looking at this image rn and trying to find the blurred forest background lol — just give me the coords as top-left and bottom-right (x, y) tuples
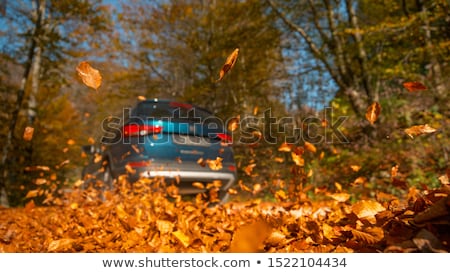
(0, 0), (448, 207)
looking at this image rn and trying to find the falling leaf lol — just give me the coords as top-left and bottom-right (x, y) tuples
(327, 193), (351, 203)
(192, 182), (204, 189)
(404, 124), (437, 138)
(76, 61), (102, 90)
(391, 165), (399, 179)
(67, 139), (76, 145)
(207, 157), (223, 171)
(23, 126), (34, 141)
(238, 180), (252, 193)
(25, 190), (39, 199)
(350, 165), (361, 172)
(228, 188), (238, 195)
(228, 219), (272, 252)
(402, 81), (427, 92)
(244, 163), (256, 176)
(216, 48), (239, 82)
(227, 116), (240, 132)
(137, 96), (146, 101)
(365, 102), (381, 125)
(278, 142), (292, 152)
(304, 141), (317, 153)
(291, 152), (304, 166)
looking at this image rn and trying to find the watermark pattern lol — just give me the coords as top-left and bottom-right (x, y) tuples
(100, 107), (349, 145)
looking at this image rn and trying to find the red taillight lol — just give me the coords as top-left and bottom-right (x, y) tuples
(217, 133), (232, 144)
(123, 124), (162, 137)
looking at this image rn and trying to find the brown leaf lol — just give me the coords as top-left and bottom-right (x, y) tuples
(291, 152), (304, 166)
(365, 101), (381, 125)
(216, 48), (239, 82)
(76, 61), (102, 90)
(404, 124), (437, 138)
(350, 227), (384, 245)
(402, 81), (427, 92)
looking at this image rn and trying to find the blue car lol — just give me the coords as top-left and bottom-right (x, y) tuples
(81, 99), (237, 203)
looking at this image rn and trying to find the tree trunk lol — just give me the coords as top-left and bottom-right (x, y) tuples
(0, 0), (46, 207)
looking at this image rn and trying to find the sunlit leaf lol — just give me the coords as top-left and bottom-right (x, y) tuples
(207, 157), (223, 171)
(350, 227), (384, 245)
(278, 142), (292, 152)
(291, 152), (304, 166)
(25, 190), (39, 199)
(352, 200), (385, 222)
(404, 124), (437, 138)
(227, 116), (240, 132)
(402, 81), (427, 92)
(192, 182), (204, 189)
(216, 48), (239, 82)
(304, 141), (317, 153)
(76, 61), (102, 90)
(327, 193), (350, 203)
(244, 163), (256, 176)
(48, 239), (74, 252)
(365, 101), (381, 125)
(137, 95), (146, 101)
(350, 165), (361, 172)
(23, 126), (34, 141)
(172, 230), (190, 248)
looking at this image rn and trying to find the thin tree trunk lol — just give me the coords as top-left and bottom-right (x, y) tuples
(0, 0), (46, 207)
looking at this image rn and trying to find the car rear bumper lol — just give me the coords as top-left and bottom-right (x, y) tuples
(139, 169), (236, 194)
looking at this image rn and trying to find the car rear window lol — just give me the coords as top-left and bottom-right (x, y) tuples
(132, 101), (213, 121)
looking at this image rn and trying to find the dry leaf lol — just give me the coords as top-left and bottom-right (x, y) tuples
(402, 81), (427, 92)
(172, 230), (190, 248)
(304, 141), (317, 153)
(76, 61), (102, 90)
(216, 48), (239, 82)
(278, 142), (292, 152)
(365, 102), (381, 125)
(192, 182), (204, 189)
(207, 157), (223, 171)
(23, 126), (34, 141)
(291, 152), (304, 166)
(404, 124), (437, 138)
(227, 116), (240, 132)
(352, 200), (385, 223)
(327, 193), (351, 203)
(228, 219), (271, 252)
(350, 165), (361, 172)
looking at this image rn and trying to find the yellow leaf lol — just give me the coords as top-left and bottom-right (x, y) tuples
(278, 142), (292, 152)
(350, 165), (361, 172)
(365, 101), (381, 125)
(227, 116), (240, 132)
(216, 48), (239, 82)
(207, 157), (223, 171)
(291, 152), (304, 166)
(157, 220), (174, 234)
(76, 61), (102, 90)
(327, 193), (350, 203)
(172, 230), (190, 248)
(48, 239), (74, 252)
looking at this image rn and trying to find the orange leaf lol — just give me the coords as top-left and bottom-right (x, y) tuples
(404, 124), (437, 138)
(365, 102), (381, 125)
(23, 126), (34, 141)
(192, 182), (204, 189)
(228, 219), (271, 252)
(227, 115), (240, 132)
(402, 81), (427, 92)
(291, 152), (304, 166)
(304, 141), (317, 153)
(207, 157), (223, 171)
(278, 142), (292, 152)
(352, 200), (385, 223)
(76, 61), (102, 90)
(172, 230), (190, 248)
(216, 48), (239, 82)
(327, 193), (351, 202)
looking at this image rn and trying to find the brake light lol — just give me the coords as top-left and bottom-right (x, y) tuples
(217, 133), (232, 144)
(123, 124), (162, 137)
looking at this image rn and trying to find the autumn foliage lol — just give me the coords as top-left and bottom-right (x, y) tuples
(1, 174), (449, 253)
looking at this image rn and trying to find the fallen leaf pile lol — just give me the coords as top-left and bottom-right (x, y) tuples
(1, 176), (449, 253)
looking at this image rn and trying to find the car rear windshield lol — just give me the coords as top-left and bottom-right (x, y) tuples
(132, 101), (213, 121)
